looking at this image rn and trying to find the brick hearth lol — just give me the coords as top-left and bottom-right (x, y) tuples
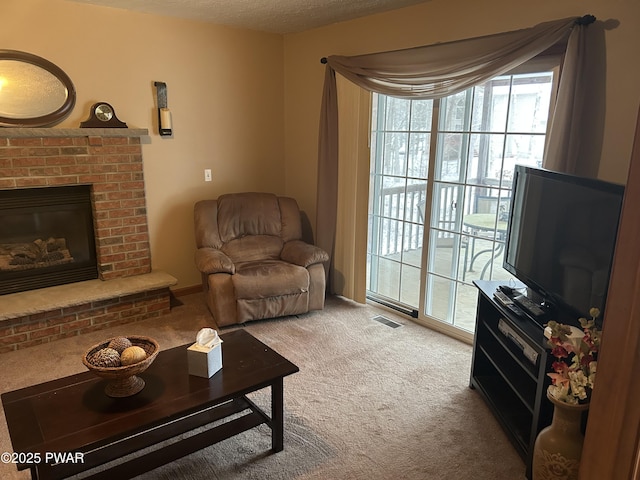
(0, 128), (177, 352)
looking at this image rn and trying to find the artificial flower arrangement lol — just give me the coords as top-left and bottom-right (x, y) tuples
(545, 307), (602, 405)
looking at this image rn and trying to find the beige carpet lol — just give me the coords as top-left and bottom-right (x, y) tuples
(0, 294), (526, 479)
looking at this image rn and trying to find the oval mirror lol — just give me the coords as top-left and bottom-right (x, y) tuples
(0, 50), (76, 127)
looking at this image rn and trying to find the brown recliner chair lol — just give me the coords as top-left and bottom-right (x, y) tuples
(194, 192), (329, 326)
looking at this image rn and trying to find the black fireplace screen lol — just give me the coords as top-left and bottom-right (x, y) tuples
(0, 185), (98, 295)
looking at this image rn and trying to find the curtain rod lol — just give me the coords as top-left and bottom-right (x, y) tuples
(576, 14), (596, 25)
(319, 14), (596, 64)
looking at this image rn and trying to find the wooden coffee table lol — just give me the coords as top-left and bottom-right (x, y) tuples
(1, 329), (299, 480)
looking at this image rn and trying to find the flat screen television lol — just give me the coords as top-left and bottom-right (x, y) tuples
(503, 165), (625, 325)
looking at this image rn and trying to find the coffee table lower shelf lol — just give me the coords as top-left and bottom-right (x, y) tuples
(79, 394), (277, 480)
(2, 329), (299, 480)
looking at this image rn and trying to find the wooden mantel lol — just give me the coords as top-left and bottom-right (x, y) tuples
(0, 128), (148, 138)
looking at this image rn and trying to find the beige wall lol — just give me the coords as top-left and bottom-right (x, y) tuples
(1, 0), (285, 289)
(3, 0), (639, 290)
(283, 0), (640, 230)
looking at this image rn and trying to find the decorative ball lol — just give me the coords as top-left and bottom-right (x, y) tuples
(120, 346), (147, 366)
(90, 348), (121, 368)
(107, 336), (132, 354)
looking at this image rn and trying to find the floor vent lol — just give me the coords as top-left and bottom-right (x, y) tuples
(371, 315), (403, 329)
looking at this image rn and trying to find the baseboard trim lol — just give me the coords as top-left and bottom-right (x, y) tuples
(172, 284), (203, 297)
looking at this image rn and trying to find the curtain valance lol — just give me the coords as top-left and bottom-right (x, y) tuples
(317, 15), (596, 294)
(324, 17), (578, 99)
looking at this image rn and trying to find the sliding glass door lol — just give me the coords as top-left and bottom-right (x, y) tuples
(367, 67), (557, 337)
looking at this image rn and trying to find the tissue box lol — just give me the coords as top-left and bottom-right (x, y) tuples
(187, 341), (222, 378)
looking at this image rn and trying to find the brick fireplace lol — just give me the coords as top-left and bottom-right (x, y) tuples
(0, 128), (177, 352)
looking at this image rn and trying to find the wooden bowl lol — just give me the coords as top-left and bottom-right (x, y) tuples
(82, 336), (159, 397)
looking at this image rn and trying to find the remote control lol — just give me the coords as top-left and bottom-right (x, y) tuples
(493, 290), (514, 306)
(513, 294), (546, 317)
(494, 290), (524, 316)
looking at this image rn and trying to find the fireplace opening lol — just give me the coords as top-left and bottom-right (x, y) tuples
(0, 185), (98, 295)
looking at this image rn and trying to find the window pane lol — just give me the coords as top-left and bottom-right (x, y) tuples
(504, 134), (545, 170)
(405, 178), (427, 224)
(382, 132), (408, 176)
(435, 133), (467, 182)
(470, 187), (504, 216)
(453, 283), (478, 331)
(429, 229), (468, 281)
(430, 181), (463, 233)
(425, 274), (453, 323)
(466, 133), (506, 186)
(375, 257), (400, 299)
(403, 223), (423, 267)
(471, 78), (509, 133)
(440, 91), (471, 131)
(410, 99), (433, 131)
(429, 229), (454, 277)
(507, 73), (553, 133)
(401, 207), (420, 253)
(385, 97), (410, 131)
(407, 132), (430, 179)
(381, 178), (406, 221)
(375, 217), (403, 255)
(400, 264), (420, 306)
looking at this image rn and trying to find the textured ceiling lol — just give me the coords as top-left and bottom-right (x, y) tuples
(67, 0), (431, 34)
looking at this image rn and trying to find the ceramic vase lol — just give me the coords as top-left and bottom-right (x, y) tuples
(532, 389), (589, 480)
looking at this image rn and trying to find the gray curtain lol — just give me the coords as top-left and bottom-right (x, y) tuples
(316, 15), (596, 289)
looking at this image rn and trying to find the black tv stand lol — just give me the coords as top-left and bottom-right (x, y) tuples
(470, 280), (554, 480)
